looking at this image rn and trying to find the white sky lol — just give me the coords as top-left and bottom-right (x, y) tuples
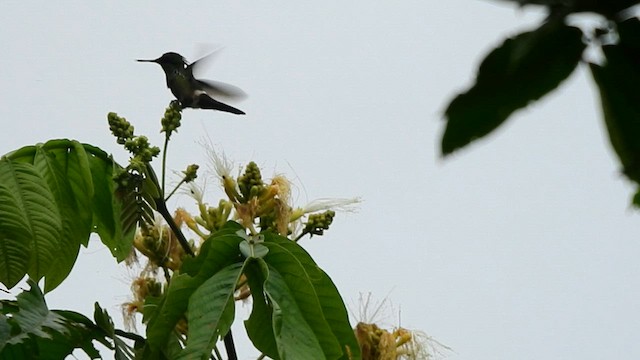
(2, 1), (640, 359)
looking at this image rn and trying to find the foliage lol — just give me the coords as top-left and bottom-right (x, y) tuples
(0, 140), (134, 292)
(0, 102), (367, 359)
(0, 279), (139, 359)
(441, 1), (640, 203)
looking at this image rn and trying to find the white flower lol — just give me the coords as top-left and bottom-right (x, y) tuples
(184, 181), (205, 204)
(301, 197), (362, 214)
(200, 139), (233, 182)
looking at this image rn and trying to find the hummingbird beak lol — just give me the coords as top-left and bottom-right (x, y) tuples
(136, 58), (157, 63)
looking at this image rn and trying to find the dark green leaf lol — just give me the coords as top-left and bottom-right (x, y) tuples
(34, 143), (93, 292)
(240, 239), (269, 259)
(263, 260), (325, 359)
(0, 281), (135, 359)
(489, 0), (640, 16)
(633, 188), (640, 208)
(442, 21), (585, 155)
(144, 225), (243, 352)
(177, 262), (245, 359)
(1, 140), (131, 289)
(590, 18), (640, 184)
(94, 303), (136, 360)
(54, 310), (107, 358)
(264, 233), (360, 360)
(180, 222), (244, 278)
(11, 280), (68, 342)
(263, 236), (344, 359)
(0, 160), (62, 287)
(88, 152), (134, 261)
(0, 182), (32, 289)
(244, 259), (279, 359)
(0, 314), (10, 352)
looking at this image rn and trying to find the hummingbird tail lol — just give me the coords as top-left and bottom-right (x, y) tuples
(193, 94), (245, 115)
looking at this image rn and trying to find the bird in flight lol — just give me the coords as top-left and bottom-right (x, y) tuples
(138, 51), (246, 115)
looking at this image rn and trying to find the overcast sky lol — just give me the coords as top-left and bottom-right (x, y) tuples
(2, 1), (640, 359)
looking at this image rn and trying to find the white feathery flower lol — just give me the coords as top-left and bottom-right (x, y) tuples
(302, 197), (362, 214)
(200, 139), (234, 181)
(184, 181), (205, 204)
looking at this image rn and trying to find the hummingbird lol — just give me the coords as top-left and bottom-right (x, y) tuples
(137, 52), (246, 115)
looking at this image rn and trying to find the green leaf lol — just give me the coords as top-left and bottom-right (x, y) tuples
(94, 303), (135, 360)
(442, 20), (585, 155)
(263, 260), (325, 359)
(262, 235), (345, 359)
(180, 222), (244, 279)
(144, 225), (243, 352)
(12, 280), (67, 342)
(143, 273), (199, 350)
(590, 18), (640, 184)
(0, 160), (62, 287)
(177, 262), (245, 360)
(1, 140), (132, 289)
(33, 143), (93, 292)
(489, 0), (640, 15)
(0, 182), (32, 289)
(633, 188), (640, 209)
(54, 310), (107, 358)
(0, 281), (134, 359)
(88, 151), (134, 261)
(244, 259), (279, 359)
(264, 233), (360, 360)
(239, 239), (269, 259)
(0, 314), (10, 352)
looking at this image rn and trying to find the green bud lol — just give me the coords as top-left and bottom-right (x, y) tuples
(183, 164), (199, 183)
(108, 112), (135, 144)
(161, 100), (183, 136)
(238, 161), (264, 200)
(303, 210), (336, 237)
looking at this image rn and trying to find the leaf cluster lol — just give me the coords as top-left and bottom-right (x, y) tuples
(0, 140), (134, 292)
(442, 1), (640, 203)
(1, 279), (140, 359)
(139, 222), (360, 359)
(0, 104), (364, 358)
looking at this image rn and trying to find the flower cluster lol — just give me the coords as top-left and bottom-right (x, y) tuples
(122, 148), (360, 328)
(184, 149), (361, 239)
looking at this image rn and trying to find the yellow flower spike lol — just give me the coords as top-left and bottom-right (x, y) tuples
(274, 198), (292, 235)
(121, 300), (143, 330)
(178, 209), (206, 238)
(378, 330), (397, 360)
(289, 207), (306, 222)
(394, 328), (413, 348)
(194, 215), (208, 229)
(173, 208), (192, 229)
(198, 201), (209, 223)
(258, 196), (276, 215)
(234, 197), (260, 230)
(270, 174), (291, 199)
(222, 175), (242, 203)
(218, 200), (233, 228)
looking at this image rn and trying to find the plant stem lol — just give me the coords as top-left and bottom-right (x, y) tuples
(146, 163), (194, 257)
(114, 329), (146, 343)
(165, 178), (186, 202)
(162, 134), (170, 196)
(223, 330), (238, 360)
(148, 157), (239, 358)
(293, 230), (309, 242)
(154, 197), (194, 257)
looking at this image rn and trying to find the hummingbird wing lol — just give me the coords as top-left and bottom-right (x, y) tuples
(189, 49), (220, 72)
(188, 50), (247, 102)
(196, 79), (247, 102)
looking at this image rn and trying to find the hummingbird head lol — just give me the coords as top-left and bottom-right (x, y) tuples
(137, 52), (186, 71)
